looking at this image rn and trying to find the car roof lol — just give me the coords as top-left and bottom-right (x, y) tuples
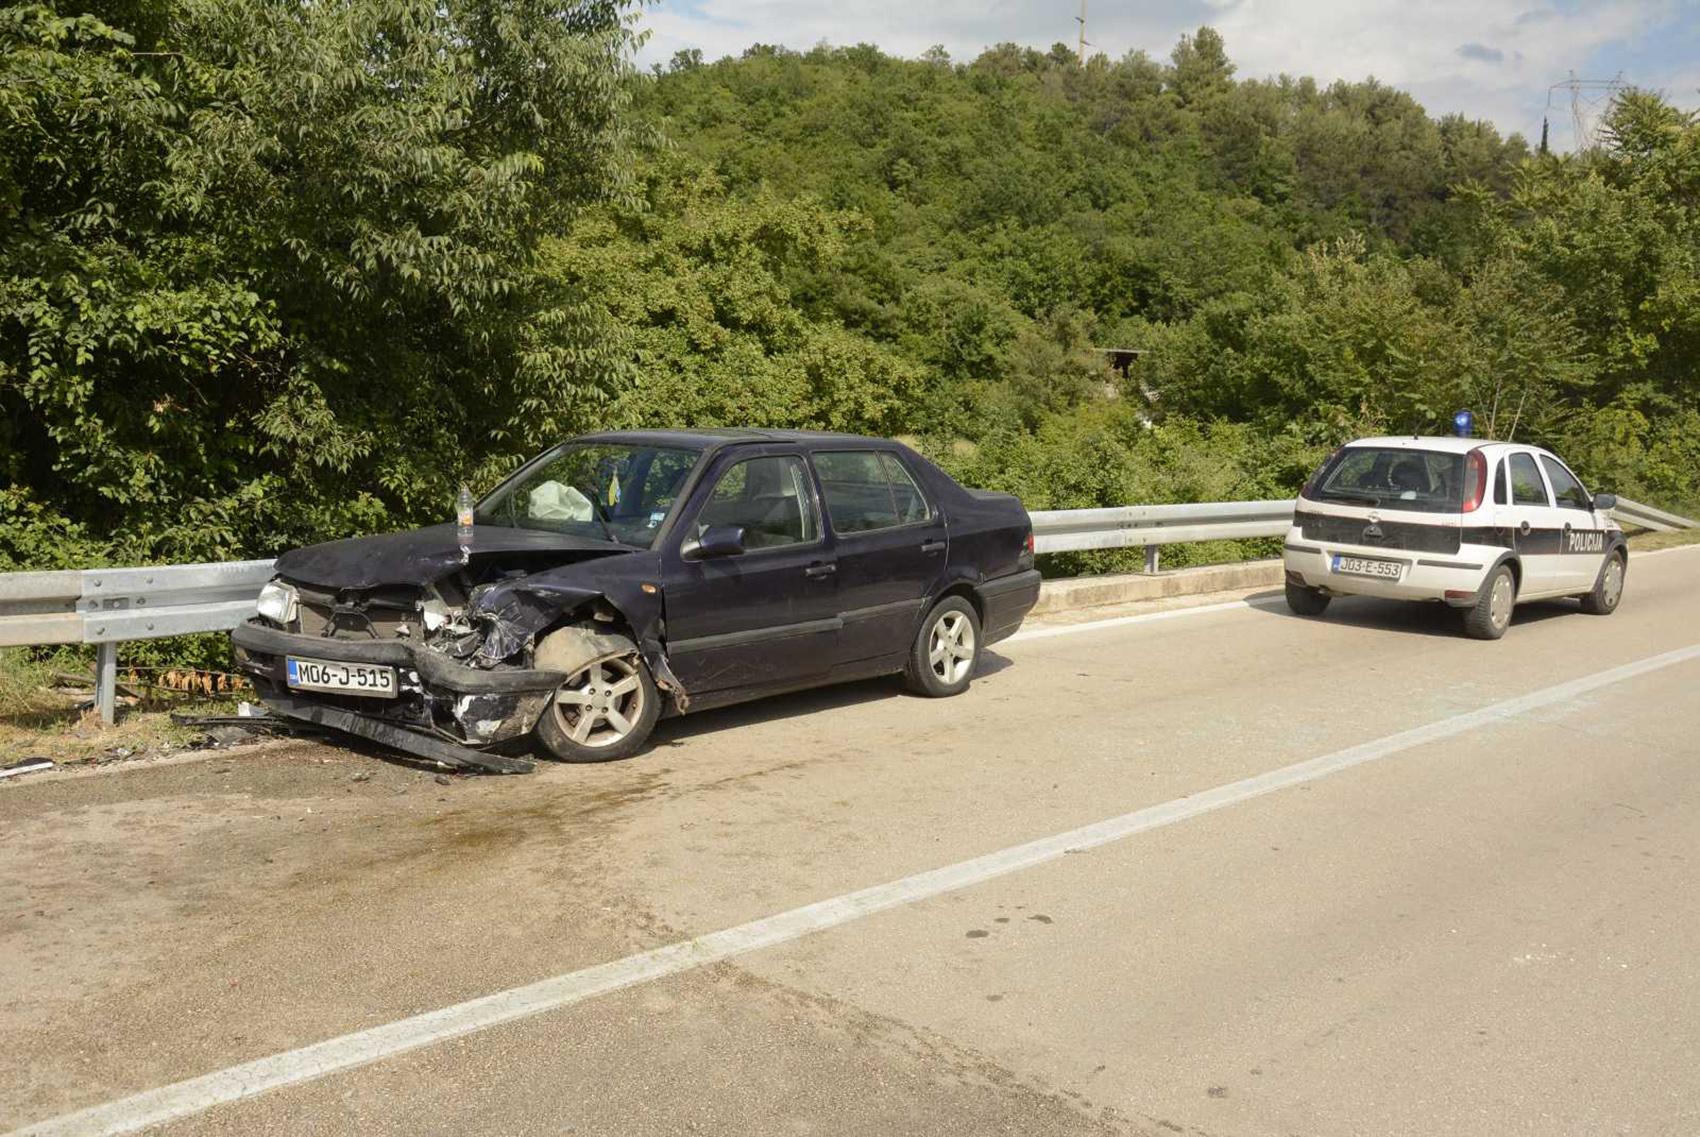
(1346, 436), (1544, 456)
(575, 428), (896, 452)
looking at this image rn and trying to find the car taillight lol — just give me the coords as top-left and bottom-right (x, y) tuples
(1024, 530), (1035, 555)
(1461, 448), (1488, 513)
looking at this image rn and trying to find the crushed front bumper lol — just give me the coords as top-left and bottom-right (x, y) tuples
(231, 620), (562, 773)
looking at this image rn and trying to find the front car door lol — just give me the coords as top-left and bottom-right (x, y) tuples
(1539, 452), (1610, 591)
(660, 450), (839, 696)
(810, 448), (947, 670)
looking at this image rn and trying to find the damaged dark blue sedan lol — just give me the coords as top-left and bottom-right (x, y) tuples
(232, 430), (1041, 772)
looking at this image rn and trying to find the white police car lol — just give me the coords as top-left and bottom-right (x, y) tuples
(1282, 436), (1626, 639)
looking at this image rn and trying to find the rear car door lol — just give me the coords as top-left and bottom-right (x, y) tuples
(661, 451), (839, 694)
(1539, 453), (1609, 591)
(1497, 450), (1566, 595)
(811, 449), (947, 668)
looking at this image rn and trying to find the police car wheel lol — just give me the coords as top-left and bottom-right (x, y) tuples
(1285, 582), (1330, 617)
(1579, 551), (1626, 616)
(1462, 565), (1516, 640)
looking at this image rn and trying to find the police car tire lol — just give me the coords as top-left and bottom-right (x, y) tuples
(1578, 551), (1626, 616)
(1284, 582), (1330, 617)
(1462, 565), (1515, 641)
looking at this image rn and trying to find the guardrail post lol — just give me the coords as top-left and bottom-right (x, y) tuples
(1144, 544), (1160, 574)
(95, 641), (117, 726)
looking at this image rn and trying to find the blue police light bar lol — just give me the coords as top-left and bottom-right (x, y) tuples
(1453, 409), (1474, 438)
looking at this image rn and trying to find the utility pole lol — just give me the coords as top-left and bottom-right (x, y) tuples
(1076, 0), (1088, 64)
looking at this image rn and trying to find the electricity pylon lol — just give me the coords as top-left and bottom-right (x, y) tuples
(1542, 72), (1626, 154)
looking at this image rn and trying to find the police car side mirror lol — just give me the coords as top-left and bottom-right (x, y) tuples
(1592, 492), (1617, 513)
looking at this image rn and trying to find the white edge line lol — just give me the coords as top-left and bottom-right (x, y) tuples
(12, 641), (1700, 1137)
(1006, 595), (1283, 643)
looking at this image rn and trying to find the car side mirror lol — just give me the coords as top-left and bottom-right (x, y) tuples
(1592, 492), (1617, 513)
(683, 524), (746, 559)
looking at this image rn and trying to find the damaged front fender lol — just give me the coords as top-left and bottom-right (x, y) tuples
(459, 555), (690, 712)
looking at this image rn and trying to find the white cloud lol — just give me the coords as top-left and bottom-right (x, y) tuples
(635, 0), (1682, 144)
(1204, 0), (1667, 142)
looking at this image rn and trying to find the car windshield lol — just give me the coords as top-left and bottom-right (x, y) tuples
(1305, 447), (1467, 514)
(476, 442), (703, 546)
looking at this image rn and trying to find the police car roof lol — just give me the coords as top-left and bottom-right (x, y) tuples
(1347, 436), (1533, 455)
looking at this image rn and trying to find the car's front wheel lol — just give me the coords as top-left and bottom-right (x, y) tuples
(905, 596), (982, 697)
(534, 646), (659, 762)
(1579, 551), (1626, 615)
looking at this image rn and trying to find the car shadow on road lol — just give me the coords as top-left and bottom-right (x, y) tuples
(1257, 593), (1581, 639)
(645, 650), (1016, 746)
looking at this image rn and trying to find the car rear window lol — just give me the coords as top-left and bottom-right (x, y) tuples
(1304, 447), (1467, 514)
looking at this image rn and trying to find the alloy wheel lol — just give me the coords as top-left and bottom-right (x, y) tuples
(928, 611), (976, 684)
(551, 656), (646, 748)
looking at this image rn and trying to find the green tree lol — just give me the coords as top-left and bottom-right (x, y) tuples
(0, 0), (641, 566)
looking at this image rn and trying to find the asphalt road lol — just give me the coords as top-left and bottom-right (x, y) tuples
(4, 546), (1699, 1137)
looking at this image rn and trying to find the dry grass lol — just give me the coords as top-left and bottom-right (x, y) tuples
(0, 648), (248, 766)
(1627, 528), (1700, 553)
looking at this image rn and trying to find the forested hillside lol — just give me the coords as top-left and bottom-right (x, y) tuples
(4, 4), (1698, 574)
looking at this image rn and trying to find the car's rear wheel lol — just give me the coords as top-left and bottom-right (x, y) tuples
(904, 596), (981, 697)
(1579, 551), (1626, 615)
(1462, 565), (1516, 640)
(535, 648), (659, 762)
(1285, 581), (1331, 617)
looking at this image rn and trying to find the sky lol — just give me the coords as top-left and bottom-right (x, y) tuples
(636, 0), (1700, 150)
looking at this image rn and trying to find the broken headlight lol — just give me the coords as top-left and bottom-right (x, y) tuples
(256, 579), (299, 626)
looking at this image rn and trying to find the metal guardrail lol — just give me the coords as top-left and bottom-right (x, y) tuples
(0, 560), (274, 724)
(0, 496), (1692, 725)
(1030, 496), (1698, 563)
(1610, 498), (1697, 533)
(1030, 500), (1295, 568)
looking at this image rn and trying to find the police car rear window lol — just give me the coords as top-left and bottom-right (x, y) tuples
(1303, 448), (1466, 514)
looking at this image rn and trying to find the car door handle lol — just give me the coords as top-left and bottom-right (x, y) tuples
(1519, 521), (1532, 535)
(920, 539), (946, 554)
(804, 563), (836, 579)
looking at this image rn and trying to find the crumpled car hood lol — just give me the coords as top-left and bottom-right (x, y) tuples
(275, 523), (624, 590)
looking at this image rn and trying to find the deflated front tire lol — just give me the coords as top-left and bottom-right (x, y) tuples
(533, 635), (660, 762)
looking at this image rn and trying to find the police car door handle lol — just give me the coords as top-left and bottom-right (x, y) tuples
(1518, 520), (1532, 536)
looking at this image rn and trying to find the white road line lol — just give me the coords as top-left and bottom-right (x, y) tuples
(12, 642), (1700, 1137)
(1006, 595), (1284, 643)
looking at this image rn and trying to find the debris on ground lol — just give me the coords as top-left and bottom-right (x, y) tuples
(0, 756), (54, 781)
(434, 774), (453, 786)
(170, 708), (316, 751)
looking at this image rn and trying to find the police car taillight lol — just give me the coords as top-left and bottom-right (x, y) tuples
(1461, 448), (1488, 513)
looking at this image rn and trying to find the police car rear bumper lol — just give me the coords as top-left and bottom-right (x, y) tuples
(1282, 535), (1490, 606)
